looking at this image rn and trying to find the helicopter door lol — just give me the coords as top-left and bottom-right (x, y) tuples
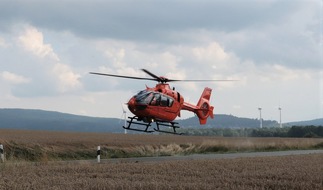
(158, 94), (176, 119)
(160, 95), (168, 107)
(147, 93), (161, 117)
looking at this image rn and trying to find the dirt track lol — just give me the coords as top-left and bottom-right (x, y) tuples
(83, 149), (323, 163)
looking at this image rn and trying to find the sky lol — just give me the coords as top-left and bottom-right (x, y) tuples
(0, 0), (322, 123)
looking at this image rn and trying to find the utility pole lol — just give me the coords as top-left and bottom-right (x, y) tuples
(278, 107), (282, 128)
(258, 107), (262, 128)
(121, 103), (127, 134)
(124, 109), (127, 134)
(0, 144), (4, 163)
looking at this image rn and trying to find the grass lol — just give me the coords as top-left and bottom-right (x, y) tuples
(0, 129), (322, 161)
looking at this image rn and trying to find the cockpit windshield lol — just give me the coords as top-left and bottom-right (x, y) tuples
(135, 90), (154, 105)
(135, 90), (174, 107)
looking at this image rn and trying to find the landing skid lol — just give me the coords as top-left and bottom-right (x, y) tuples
(123, 116), (154, 133)
(123, 116), (183, 135)
(154, 120), (183, 135)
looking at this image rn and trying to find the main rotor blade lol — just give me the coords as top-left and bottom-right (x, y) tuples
(167, 79), (239, 82)
(141, 69), (162, 81)
(141, 69), (237, 82)
(90, 70), (238, 83)
(89, 72), (157, 81)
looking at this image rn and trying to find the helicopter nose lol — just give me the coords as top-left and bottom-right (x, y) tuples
(127, 98), (135, 111)
(135, 105), (147, 110)
(127, 97), (147, 112)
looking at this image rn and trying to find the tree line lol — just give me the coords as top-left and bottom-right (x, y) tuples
(180, 126), (323, 138)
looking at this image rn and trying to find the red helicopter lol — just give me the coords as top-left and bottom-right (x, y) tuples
(90, 69), (233, 135)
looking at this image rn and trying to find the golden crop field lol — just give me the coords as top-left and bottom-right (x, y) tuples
(0, 129), (322, 189)
(0, 153), (322, 189)
(0, 129), (323, 161)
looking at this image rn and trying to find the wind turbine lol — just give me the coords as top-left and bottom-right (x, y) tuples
(278, 107), (282, 128)
(120, 103), (128, 134)
(258, 107), (262, 128)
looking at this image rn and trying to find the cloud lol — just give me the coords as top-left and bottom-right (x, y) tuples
(0, 37), (8, 47)
(213, 1), (320, 69)
(18, 26), (59, 61)
(1, 71), (30, 84)
(0, 24), (85, 98)
(260, 64), (312, 82)
(0, 1), (321, 122)
(191, 42), (241, 75)
(0, 1), (306, 41)
(1, 1), (319, 70)
(52, 63), (82, 93)
(193, 42), (229, 63)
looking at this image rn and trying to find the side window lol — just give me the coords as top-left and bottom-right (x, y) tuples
(168, 98), (174, 107)
(143, 92), (154, 104)
(160, 95), (174, 107)
(150, 93), (161, 106)
(160, 95), (168, 107)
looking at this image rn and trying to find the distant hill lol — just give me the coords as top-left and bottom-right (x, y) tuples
(285, 118), (323, 126)
(177, 114), (278, 128)
(0, 109), (321, 133)
(0, 108), (123, 133)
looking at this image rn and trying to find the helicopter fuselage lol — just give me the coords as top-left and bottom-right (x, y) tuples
(90, 69), (218, 134)
(127, 83), (184, 122)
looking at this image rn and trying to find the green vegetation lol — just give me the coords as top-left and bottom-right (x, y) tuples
(180, 126), (323, 138)
(287, 125), (323, 137)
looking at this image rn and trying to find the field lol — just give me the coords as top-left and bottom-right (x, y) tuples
(0, 154), (322, 189)
(0, 129), (323, 189)
(0, 129), (323, 161)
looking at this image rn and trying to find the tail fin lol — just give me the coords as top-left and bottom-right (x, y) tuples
(196, 87), (214, 125)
